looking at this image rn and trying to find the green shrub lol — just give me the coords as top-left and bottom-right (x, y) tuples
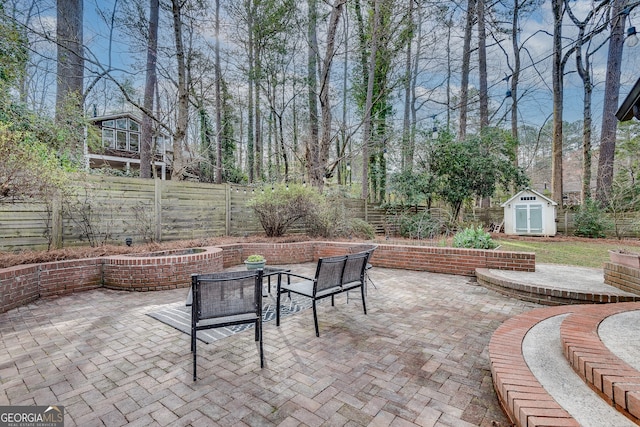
(452, 226), (497, 249)
(573, 198), (609, 238)
(305, 196), (375, 239)
(249, 184), (321, 237)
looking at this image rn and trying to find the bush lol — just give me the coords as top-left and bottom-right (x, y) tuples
(452, 226), (497, 249)
(305, 196), (375, 239)
(346, 218), (376, 240)
(394, 211), (444, 240)
(249, 184), (321, 237)
(574, 198), (609, 238)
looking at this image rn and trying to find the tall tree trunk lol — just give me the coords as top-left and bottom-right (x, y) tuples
(307, 0), (320, 187)
(458, 0), (475, 141)
(141, 0), (159, 179)
(477, 0), (488, 129)
(551, 0), (563, 203)
(247, 1), (255, 183)
(362, 0), (380, 200)
(214, 0), (223, 183)
(510, 0), (520, 160)
(402, 0), (413, 172)
(171, 0), (188, 180)
(254, 52), (263, 181)
(317, 0), (346, 192)
(596, 0), (626, 205)
(55, 0), (84, 155)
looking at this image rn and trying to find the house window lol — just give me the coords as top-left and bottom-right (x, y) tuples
(102, 128), (114, 149)
(100, 117), (141, 152)
(116, 130), (127, 150)
(129, 132), (139, 152)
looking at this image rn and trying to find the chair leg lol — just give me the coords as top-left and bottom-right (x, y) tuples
(258, 319), (264, 368)
(192, 332), (197, 381)
(361, 286), (367, 315)
(276, 286), (281, 326)
(312, 300), (320, 337)
(366, 271), (377, 289)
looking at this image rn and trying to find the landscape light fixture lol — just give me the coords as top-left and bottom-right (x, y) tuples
(125, 237), (132, 246)
(432, 127), (439, 139)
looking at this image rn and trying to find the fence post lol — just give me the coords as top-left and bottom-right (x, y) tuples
(225, 183), (231, 236)
(154, 178), (162, 242)
(365, 199), (368, 222)
(51, 192), (63, 249)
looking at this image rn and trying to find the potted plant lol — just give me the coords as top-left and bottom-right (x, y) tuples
(608, 249), (640, 269)
(244, 254), (266, 270)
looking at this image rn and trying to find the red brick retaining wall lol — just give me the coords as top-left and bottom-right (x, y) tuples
(102, 246), (223, 291)
(0, 241), (535, 314)
(604, 262), (640, 295)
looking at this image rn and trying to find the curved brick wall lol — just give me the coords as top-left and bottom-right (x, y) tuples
(0, 241), (535, 314)
(103, 246), (223, 291)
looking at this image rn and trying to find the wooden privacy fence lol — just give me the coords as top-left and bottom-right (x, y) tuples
(0, 176), (375, 251)
(3, 175), (640, 252)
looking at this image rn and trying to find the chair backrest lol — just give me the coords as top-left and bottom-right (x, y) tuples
(192, 270), (262, 321)
(313, 255), (347, 294)
(342, 252), (369, 286)
(349, 244), (377, 257)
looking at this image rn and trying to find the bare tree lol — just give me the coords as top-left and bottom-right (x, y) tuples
(550, 0), (563, 204)
(170, 0), (189, 180)
(596, 0), (628, 205)
(55, 0), (83, 154)
(565, 0), (610, 202)
(214, 0), (222, 184)
(458, 0), (476, 141)
(141, 0), (159, 179)
(477, 0), (488, 129)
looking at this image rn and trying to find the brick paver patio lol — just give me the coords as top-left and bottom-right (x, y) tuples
(0, 264), (539, 426)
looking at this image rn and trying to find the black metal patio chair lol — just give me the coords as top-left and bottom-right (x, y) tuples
(276, 253), (368, 337)
(348, 244), (378, 290)
(190, 270), (264, 381)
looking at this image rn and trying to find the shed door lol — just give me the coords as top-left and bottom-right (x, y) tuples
(514, 204), (543, 234)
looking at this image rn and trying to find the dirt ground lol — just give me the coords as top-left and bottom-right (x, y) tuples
(1, 232), (639, 270)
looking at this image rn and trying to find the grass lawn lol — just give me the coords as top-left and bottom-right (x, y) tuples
(495, 237), (640, 268)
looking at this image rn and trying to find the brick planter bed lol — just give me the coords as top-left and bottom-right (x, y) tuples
(0, 241), (534, 314)
(102, 246), (223, 291)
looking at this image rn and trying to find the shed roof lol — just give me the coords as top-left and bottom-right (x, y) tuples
(616, 77), (640, 122)
(501, 188), (557, 207)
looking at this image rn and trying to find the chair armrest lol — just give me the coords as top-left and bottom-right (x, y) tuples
(282, 272), (315, 282)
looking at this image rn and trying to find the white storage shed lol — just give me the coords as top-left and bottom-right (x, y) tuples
(501, 189), (557, 236)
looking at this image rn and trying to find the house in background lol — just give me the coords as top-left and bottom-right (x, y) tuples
(85, 112), (173, 179)
(501, 188), (558, 236)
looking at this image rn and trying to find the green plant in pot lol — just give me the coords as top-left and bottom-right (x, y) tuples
(244, 254), (266, 270)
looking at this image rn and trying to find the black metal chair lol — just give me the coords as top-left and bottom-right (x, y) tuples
(190, 270), (264, 381)
(276, 254), (368, 337)
(348, 244), (378, 290)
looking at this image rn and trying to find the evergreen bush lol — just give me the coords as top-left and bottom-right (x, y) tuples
(573, 198), (609, 238)
(452, 226), (497, 249)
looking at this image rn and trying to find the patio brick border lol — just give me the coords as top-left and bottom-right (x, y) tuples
(0, 241), (535, 314)
(560, 302), (640, 424)
(489, 306), (580, 427)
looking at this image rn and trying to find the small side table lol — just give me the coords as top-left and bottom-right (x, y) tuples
(262, 266), (291, 296)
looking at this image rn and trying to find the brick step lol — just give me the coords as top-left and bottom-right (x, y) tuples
(489, 303), (640, 427)
(560, 302), (640, 424)
(477, 265), (639, 306)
